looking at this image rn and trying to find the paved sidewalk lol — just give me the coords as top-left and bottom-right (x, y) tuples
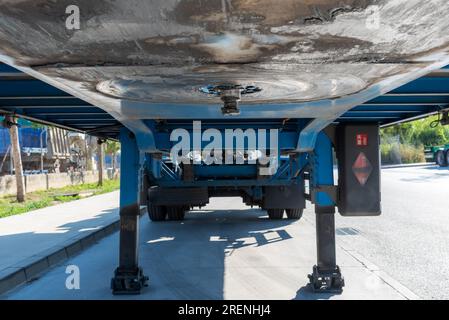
(0, 191), (121, 293)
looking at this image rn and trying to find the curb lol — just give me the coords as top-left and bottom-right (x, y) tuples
(381, 163), (435, 169)
(340, 246), (421, 300)
(0, 206), (147, 296)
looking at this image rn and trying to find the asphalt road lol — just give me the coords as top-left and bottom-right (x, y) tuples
(3, 164), (449, 300)
(335, 165), (449, 299)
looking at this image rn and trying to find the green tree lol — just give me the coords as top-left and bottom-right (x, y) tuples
(381, 115), (449, 147)
(380, 115), (449, 165)
(104, 140), (120, 171)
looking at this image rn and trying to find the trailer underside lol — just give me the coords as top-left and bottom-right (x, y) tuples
(1, 0), (449, 295)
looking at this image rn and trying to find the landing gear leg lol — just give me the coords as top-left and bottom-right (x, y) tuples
(308, 206), (344, 293)
(308, 131), (344, 293)
(111, 128), (148, 294)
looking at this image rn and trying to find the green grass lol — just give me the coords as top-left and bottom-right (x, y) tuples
(0, 179), (120, 219)
(381, 142), (426, 165)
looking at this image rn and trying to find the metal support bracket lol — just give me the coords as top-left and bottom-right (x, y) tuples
(440, 110), (449, 126)
(307, 131), (344, 294)
(111, 127), (148, 295)
(311, 185), (338, 205)
(307, 132), (337, 208)
(120, 119), (158, 153)
(308, 265), (345, 293)
(2, 115), (18, 129)
(323, 125), (337, 148)
(111, 267), (149, 295)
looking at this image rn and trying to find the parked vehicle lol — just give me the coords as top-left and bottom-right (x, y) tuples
(426, 144), (449, 167)
(0, 119), (78, 175)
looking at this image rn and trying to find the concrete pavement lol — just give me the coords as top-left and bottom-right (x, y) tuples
(0, 191), (121, 294)
(5, 165), (444, 300)
(3, 197), (415, 300)
(336, 165), (449, 299)
(381, 162), (434, 169)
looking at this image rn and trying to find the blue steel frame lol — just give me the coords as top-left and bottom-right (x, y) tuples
(1, 62), (449, 141)
(118, 127), (141, 270)
(142, 121), (308, 189)
(307, 130), (344, 293)
(310, 132), (335, 208)
(111, 127), (148, 294)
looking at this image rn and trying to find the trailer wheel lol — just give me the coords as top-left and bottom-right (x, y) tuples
(436, 150), (447, 167)
(445, 150), (449, 168)
(147, 204), (167, 222)
(267, 209), (284, 220)
(286, 208), (303, 220)
(166, 206), (186, 221)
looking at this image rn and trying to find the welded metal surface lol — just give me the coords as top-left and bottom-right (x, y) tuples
(1, 1), (449, 107)
(0, 1), (449, 148)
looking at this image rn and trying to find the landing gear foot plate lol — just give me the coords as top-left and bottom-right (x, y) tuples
(111, 267), (149, 295)
(308, 265), (344, 294)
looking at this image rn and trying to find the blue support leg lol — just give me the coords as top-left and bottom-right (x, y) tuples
(111, 128), (148, 294)
(308, 131), (345, 293)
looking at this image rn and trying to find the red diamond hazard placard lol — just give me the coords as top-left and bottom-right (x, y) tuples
(352, 152), (373, 186)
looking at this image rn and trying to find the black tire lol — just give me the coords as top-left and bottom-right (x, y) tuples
(445, 151), (449, 168)
(436, 150), (448, 167)
(267, 209), (284, 220)
(183, 206), (191, 213)
(166, 206), (186, 221)
(147, 204), (167, 222)
(285, 208), (304, 220)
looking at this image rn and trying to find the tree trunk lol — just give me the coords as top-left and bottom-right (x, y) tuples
(84, 136), (95, 171)
(97, 140), (104, 186)
(112, 152), (116, 171)
(7, 116), (26, 202)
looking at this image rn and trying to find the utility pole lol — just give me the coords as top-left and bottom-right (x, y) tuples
(84, 136), (88, 171)
(6, 116), (25, 202)
(97, 138), (105, 186)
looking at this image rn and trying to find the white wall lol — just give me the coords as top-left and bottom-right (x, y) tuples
(0, 170), (118, 197)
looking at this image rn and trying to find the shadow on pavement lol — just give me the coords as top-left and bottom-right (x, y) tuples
(294, 285), (338, 300)
(138, 207), (298, 299)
